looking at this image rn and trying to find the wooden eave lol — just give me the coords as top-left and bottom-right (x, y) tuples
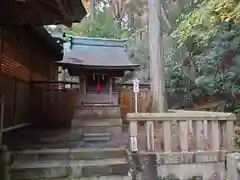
(30, 26), (64, 60)
(0, 0), (87, 25)
(61, 65), (127, 77)
(58, 63), (139, 71)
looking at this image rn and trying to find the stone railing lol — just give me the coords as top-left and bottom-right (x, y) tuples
(127, 110), (236, 152)
(127, 110), (237, 179)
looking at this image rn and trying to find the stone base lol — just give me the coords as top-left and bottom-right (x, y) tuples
(130, 151), (226, 180)
(72, 104), (123, 144)
(83, 133), (111, 141)
(70, 118), (123, 142)
(157, 163), (225, 180)
(74, 104), (121, 119)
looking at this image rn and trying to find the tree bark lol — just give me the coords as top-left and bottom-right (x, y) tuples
(148, 0), (166, 112)
(90, 0), (95, 20)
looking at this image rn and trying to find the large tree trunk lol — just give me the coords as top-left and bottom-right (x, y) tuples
(148, 0), (166, 113)
(90, 0), (95, 20)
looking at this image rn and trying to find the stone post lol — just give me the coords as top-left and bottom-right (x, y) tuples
(227, 153), (240, 180)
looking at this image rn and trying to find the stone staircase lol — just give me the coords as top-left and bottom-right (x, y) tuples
(9, 148), (131, 180)
(72, 104), (123, 142)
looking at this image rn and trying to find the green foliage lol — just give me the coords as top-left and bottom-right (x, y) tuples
(63, 0), (240, 109)
(66, 7), (131, 38)
(166, 0), (240, 107)
(234, 127), (240, 148)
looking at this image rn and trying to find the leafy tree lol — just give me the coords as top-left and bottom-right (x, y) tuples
(62, 0), (240, 109)
(126, 0), (240, 108)
(167, 0), (240, 108)
(66, 7), (131, 38)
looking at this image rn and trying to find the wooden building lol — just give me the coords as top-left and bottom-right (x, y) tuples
(0, 0), (87, 140)
(58, 37), (139, 106)
(57, 37), (139, 139)
(0, 2), (87, 179)
(0, 26), (65, 142)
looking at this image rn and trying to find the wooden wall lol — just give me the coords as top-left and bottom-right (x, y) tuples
(0, 27), (58, 129)
(118, 87), (150, 121)
(30, 87), (77, 128)
(118, 87), (227, 122)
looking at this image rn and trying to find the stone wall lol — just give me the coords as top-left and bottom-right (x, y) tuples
(130, 151), (226, 180)
(127, 111), (236, 179)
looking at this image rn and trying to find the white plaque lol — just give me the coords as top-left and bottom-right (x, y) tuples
(133, 79), (140, 93)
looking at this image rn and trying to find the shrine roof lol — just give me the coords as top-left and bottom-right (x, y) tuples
(0, 0), (87, 25)
(57, 36), (139, 70)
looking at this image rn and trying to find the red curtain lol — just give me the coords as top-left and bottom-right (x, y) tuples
(97, 75), (101, 94)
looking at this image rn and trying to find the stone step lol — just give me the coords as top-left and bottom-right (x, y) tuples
(71, 118), (122, 127)
(79, 175), (131, 180)
(70, 119), (122, 137)
(11, 176), (131, 180)
(11, 148), (127, 162)
(10, 158), (129, 179)
(84, 133), (111, 141)
(74, 105), (121, 120)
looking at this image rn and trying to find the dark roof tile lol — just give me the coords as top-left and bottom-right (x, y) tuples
(58, 37), (139, 70)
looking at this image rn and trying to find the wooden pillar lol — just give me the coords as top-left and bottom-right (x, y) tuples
(59, 67), (66, 89)
(0, 95), (4, 146)
(62, 69), (66, 89)
(78, 76), (81, 92)
(13, 79), (17, 126)
(79, 76), (86, 95)
(109, 77), (113, 103)
(83, 77), (86, 95)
